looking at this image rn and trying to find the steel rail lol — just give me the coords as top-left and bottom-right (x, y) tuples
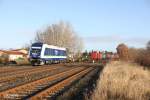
(0, 67), (85, 99)
(0, 66), (61, 83)
(30, 67), (93, 100)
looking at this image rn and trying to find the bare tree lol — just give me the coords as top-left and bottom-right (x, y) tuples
(34, 21), (83, 59)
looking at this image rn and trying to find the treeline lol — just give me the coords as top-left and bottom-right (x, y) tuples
(117, 41), (150, 67)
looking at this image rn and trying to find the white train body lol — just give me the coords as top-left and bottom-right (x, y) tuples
(29, 42), (67, 65)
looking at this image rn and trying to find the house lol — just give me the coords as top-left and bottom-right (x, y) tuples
(5, 51), (27, 61)
(0, 49), (28, 62)
(0, 50), (5, 56)
(11, 49), (28, 55)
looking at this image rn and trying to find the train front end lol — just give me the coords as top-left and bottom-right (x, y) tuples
(29, 42), (43, 65)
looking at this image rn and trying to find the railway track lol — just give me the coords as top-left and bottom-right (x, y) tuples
(0, 66), (72, 92)
(0, 66), (61, 82)
(0, 66), (93, 100)
(0, 64), (65, 75)
(0, 65), (62, 77)
(30, 67), (93, 100)
(0, 66), (34, 74)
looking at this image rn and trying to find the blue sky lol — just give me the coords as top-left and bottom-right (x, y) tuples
(0, 0), (150, 51)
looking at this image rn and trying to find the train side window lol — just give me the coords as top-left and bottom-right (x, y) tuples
(60, 50), (61, 56)
(51, 49), (53, 55)
(57, 50), (59, 56)
(44, 48), (48, 55)
(48, 48), (50, 55)
(61, 50), (63, 56)
(49, 48), (52, 55)
(47, 48), (48, 55)
(58, 50), (61, 56)
(54, 49), (56, 56)
(62, 50), (64, 56)
(47, 48), (49, 55)
(51, 49), (53, 56)
(53, 49), (55, 56)
(52, 49), (54, 56)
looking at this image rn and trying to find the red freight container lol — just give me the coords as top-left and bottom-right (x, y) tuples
(90, 51), (102, 61)
(91, 51), (97, 60)
(97, 51), (102, 60)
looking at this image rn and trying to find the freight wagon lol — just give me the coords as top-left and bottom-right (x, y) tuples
(90, 51), (102, 62)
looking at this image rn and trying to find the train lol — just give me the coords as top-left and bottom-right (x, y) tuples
(90, 51), (119, 61)
(29, 42), (67, 65)
(81, 50), (119, 63)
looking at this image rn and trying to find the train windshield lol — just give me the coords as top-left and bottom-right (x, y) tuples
(31, 49), (41, 54)
(30, 46), (42, 55)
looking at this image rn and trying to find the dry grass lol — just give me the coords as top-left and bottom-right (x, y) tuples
(92, 61), (150, 100)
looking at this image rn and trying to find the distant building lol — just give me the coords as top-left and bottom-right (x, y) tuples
(0, 50), (5, 56)
(6, 51), (26, 61)
(11, 49), (28, 55)
(0, 49), (28, 62)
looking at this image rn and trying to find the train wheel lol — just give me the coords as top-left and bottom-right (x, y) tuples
(31, 62), (35, 66)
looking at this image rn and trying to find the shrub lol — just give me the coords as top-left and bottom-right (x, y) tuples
(128, 48), (150, 68)
(0, 54), (9, 64)
(92, 61), (150, 100)
(16, 57), (30, 65)
(116, 43), (130, 61)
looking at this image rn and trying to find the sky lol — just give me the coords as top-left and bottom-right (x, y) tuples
(0, 0), (150, 51)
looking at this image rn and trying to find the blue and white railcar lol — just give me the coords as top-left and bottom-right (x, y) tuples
(29, 42), (67, 65)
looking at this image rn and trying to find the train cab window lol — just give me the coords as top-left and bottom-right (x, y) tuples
(31, 49), (41, 54)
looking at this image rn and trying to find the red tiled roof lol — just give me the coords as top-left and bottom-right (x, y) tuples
(0, 50), (27, 55)
(0, 50), (6, 53)
(6, 51), (25, 55)
(11, 49), (27, 51)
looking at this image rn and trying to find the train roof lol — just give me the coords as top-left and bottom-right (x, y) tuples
(43, 44), (66, 51)
(31, 42), (66, 51)
(31, 42), (43, 47)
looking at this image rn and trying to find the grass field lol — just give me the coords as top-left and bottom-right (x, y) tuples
(92, 61), (150, 100)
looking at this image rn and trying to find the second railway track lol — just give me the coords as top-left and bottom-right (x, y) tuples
(0, 65), (73, 92)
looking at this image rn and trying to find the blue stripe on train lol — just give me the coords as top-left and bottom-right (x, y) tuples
(41, 58), (66, 61)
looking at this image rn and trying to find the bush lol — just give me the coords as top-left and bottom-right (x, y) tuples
(116, 44), (129, 61)
(92, 61), (150, 100)
(128, 48), (150, 67)
(0, 54), (9, 64)
(133, 41), (150, 67)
